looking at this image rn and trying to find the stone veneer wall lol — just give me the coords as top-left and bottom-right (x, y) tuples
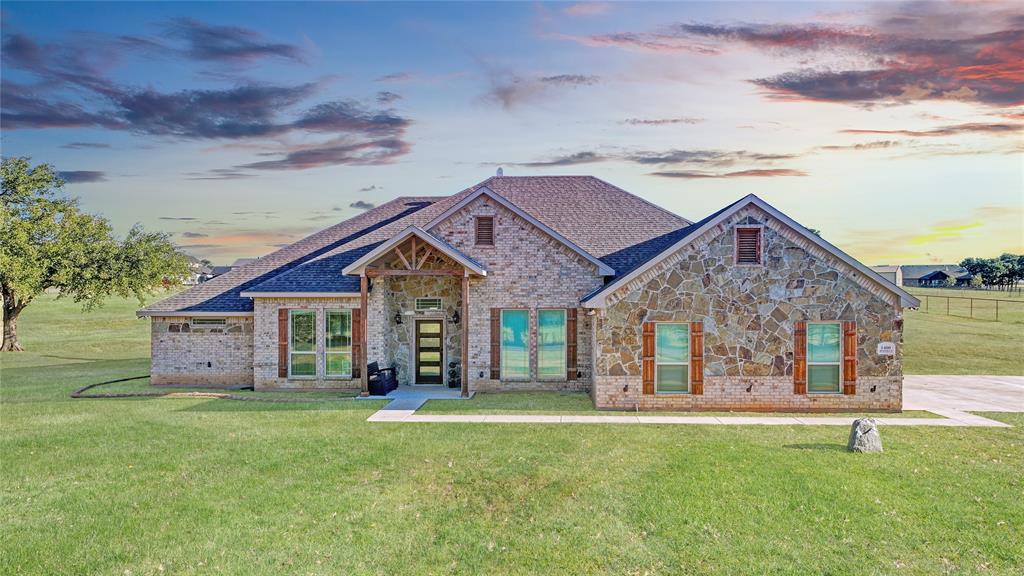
(253, 296), (361, 390)
(593, 205), (904, 412)
(430, 195), (602, 392)
(372, 274), (462, 386)
(150, 316), (254, 386)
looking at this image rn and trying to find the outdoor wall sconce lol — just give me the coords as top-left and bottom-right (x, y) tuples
(746, 384), (753, 393)
(449, 310), (460, 325)
(394, 312), (403, 325)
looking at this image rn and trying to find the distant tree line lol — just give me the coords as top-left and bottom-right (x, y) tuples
(960, 253), (1024, 293)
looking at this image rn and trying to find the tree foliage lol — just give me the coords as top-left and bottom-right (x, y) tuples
(1, 157), (189, 351)
(960, 254), (1024, 292)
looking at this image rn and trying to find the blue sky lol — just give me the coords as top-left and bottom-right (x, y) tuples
(2, 1), (1021, 264)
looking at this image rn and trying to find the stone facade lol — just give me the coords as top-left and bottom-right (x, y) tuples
(592, 205), (904, 412)
(253, 296), (361, 390)
(150, 316), (254, 386)
(430, 195), (602, 392)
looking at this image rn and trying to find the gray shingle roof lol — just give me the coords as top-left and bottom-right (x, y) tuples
(139, 176), (695, 315)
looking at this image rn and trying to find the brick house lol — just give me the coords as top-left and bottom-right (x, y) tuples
(138, 176), (919, 412)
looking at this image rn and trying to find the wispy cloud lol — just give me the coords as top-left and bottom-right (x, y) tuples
(562, 3), (610, 17)
(561, 3), (1024, 107)
(60, 141), (111, 149)
(840, 122), (1022, 137)
(350, 200), (375, 210)
(650, 168), (808, 179)
(59, 170), (106, 183)
(482, 69), (601, 109)
(1, 26), (414, 172)
(507, 151), (608, 167)
(622, 117), (704, 126)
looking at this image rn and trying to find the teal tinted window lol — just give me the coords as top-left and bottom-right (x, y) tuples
(289, 353), (316, 377)
(655, 323), (689, 393)
(807, 323), (840, 363)
(537, 310), (566, 378)
(807, 323), (841, 393)
(656, 323), (688, 363)
(501, 309), (529, 379)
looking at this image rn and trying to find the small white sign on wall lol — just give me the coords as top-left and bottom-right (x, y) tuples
(877, 342), (896, 356)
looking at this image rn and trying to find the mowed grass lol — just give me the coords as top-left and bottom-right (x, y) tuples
(2, 294), (1024, 574)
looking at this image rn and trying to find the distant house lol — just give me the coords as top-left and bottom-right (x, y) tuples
(870, 265), (902, 287)
(917, 269), (973, 287)
(208, 258), (260, 280)
(899, 264), (967, 287)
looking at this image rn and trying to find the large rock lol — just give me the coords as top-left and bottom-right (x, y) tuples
(847, 418), (883, 453)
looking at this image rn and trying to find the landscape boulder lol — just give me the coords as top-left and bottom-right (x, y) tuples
(847, 418), (883, 453)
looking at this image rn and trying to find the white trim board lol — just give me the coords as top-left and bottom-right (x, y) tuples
(582, 194), (920, 309)
(422, 185), (616, 276)
(341, 226), (487, 276)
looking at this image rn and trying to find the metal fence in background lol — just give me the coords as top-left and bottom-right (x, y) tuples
(918, 294), (1024, 323)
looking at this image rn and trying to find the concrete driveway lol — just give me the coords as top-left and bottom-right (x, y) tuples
(904, 375), (1024, 413)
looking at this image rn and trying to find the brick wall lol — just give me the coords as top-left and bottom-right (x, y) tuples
(253, 296), (361, 390)
(150, 316), (254, 386)
(430, 195), (603, 392)
(592, 205), (904, 411)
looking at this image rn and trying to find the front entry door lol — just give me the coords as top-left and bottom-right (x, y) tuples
(415, 320), (443, 384)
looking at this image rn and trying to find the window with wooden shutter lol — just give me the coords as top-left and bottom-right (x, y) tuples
(566, 309), (578, 380)
(690, 321), (704, 395)
(735, 227), (762, 265)
(277, 308), (289, 378)
(490, 308), (501, 379)
(793, 321), (807, 394)
(842, 321), (857, 395)
(475, 216), (494, 246)
(641, 322), (655, 395)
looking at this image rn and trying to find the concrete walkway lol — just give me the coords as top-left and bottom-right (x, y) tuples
(358, 384), (472, 412)
(366, 375), (1021, 427)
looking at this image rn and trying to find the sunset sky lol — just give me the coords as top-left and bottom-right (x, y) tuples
(2, 1), (1021, 265)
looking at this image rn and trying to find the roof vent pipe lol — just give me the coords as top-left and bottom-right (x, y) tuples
(496, 167), (503, 176)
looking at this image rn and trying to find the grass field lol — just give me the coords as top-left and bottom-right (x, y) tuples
(903, 288), (1024, 376)
(2, 294), (1023, 574)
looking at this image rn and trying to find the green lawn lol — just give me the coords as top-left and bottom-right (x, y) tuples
(2, 294), (1024, 574)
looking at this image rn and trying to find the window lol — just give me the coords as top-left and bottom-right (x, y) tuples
(288, 310), (316, 377)
(325, 310), (352, 378)
(500, 309), (529, 379)
(415, 298), (443, 311)
(807, 322), (841, 393)
(655, 323), (689, 393)
(475, 216), (494, 246)
(191, 318), (225, 326)
(735, 227), (762, 265)
(537, 309), (566, 379)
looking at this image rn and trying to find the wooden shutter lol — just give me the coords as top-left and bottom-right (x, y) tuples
(793, 320), (807, 394)
(690, 321), (704, 395)
(566, 308), (578, 380)
(277, 308), (289, 378)
(351, 308), (362, 379)
(843, 321), (857, 395)
(490, 308), (501, 379)
(736, 227), (762, 264)
(642, 322), (655, 395)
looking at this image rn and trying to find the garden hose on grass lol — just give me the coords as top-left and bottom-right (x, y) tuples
(70, 376), (361, 403)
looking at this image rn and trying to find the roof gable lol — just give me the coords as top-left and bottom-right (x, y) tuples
(583, 194), (920, 309)
(424, 185), (615, 276)
(341, 226), (487, 276)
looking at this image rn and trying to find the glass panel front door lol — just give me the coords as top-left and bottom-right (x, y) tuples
(415, 320), (444, 384)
